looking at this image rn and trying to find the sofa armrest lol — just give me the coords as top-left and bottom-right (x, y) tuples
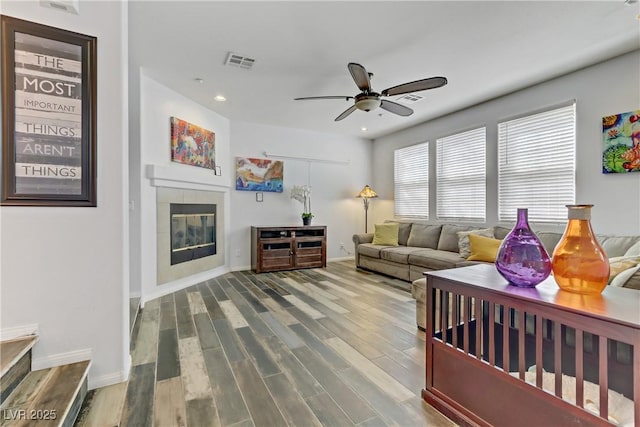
(353, 233), (374, 246)
(353, 233), (373, 267)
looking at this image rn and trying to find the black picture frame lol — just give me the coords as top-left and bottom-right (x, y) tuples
(1, 15), (97, 206)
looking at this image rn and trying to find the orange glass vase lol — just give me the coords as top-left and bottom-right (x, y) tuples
(551, 205), (610, 294)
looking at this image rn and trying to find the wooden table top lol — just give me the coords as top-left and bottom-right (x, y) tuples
(426, 264), (640, 329)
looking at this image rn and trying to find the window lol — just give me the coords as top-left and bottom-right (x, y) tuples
(436, 127), (486, 221)
(394, 142), (429, 218)
(498, 103), (576, 222)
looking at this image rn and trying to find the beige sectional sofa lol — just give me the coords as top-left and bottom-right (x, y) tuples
(353, 221), (640, 329)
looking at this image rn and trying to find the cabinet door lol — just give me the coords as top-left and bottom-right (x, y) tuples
(261, 240), (293, 270)
(294, 238), (324, 268)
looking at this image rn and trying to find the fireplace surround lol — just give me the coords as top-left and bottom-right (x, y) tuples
(156, 187), (225, 285)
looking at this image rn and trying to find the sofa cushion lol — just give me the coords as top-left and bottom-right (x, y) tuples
(467, 234), (502, 262)
(457, 227), (495, 258)
(599, 235), (639, 258)
(536, 232), (563, 255)
(456, 259), (488, 268)
(437, 224), (474, 252)
(372, 223), (399, 246)
(358, 243), (392, 259)
(494, 226), (512, 240)
(381, 246), (416, 265)
(384, 221), (413, 246)
(408, 249), (466, 270)
(407, 224), (442, 249)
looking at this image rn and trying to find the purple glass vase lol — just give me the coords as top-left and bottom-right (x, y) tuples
(495, 208), (552, 287)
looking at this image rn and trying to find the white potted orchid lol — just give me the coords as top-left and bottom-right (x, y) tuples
(290, 185), (313, 225)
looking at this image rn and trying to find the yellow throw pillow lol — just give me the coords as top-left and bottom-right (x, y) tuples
(372, 223), (399, 246)
(467, 234), (502, 262)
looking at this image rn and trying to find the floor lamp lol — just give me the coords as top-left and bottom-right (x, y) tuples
(357, 185), (378, 233)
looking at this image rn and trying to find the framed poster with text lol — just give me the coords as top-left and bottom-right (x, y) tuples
(1, 15), (97, 206)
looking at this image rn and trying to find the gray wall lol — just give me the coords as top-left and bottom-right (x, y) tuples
(371, 50), (640, 235)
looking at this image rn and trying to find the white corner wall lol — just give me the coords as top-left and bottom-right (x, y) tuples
(135, 73), (231, 304)
(0, 1), (129, 388)
(373, 50), (640, 235)
(229, 121), (372, 269)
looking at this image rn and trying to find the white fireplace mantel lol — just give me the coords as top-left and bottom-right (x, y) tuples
(146, 164), (230, 192)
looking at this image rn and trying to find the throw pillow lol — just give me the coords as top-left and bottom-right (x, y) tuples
(372, 223), (399, 246)
(457, 227), (495, 258)
(610, 265), (640, 288)
(407, 224), (442, 248)
(467, 234), (502, 262)
(623, 240), (640, 257)
(384, 221), (413, 246)
(608, 256), (640, 285)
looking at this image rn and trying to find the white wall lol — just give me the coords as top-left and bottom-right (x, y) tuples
(373, 50), (640, 235)
(230, 121), (372, 269)
(136, 73), (231, 303)
(0, 1), (129, 388)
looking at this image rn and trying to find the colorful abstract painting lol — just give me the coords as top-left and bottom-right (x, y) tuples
(170, 117), (215, 170)
(602, 110), (640, 174)
(235, 157), (284, 192)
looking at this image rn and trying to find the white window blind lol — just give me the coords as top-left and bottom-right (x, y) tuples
(498, 103), (576, 222)
(394, 142), (429, 218)
(436, 127), (486, 221)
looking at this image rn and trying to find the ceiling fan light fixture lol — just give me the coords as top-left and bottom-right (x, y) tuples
(355, 95), (381, 112)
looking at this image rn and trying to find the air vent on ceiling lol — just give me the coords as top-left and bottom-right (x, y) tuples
(395, 93), (424, 104)
(225, 52), (255, 70)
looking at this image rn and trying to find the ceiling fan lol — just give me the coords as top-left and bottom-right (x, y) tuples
(294, 63), (447, 121)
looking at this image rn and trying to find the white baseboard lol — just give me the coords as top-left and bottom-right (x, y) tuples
(88, 369), (128, 390)
(129, 291), (141, 299)
(230, 265), (251, 272)
(0, 324), (39, 341)
(32, 348), (92, 371)
(142, 265), (231, 306)
(87, 352), (130, 390)
(328, 256), (355, 262)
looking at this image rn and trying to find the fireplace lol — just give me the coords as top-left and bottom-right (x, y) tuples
(170, 203), (216, 265)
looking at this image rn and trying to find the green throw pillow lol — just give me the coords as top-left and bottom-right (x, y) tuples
(372, 223), (399, 246)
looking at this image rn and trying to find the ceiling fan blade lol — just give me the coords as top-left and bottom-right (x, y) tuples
(348, 63), (372, 92)
(335, 105), (357, 121)
(380, 99), (413, 116)
(381, 76), (448, 97)
(294, 96), (354, 101)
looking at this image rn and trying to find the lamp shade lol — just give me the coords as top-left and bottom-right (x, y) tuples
(357, 185), (378, 199)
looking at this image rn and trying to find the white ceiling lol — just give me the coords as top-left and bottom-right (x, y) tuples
(128, 1), (640, 139)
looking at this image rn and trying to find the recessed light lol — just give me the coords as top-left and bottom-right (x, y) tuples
(194, 78), (204, 83)
(361, 127), (368, 132)
(214, 95), (227, 102)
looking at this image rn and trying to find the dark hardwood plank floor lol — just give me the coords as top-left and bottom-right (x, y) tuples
(121, 260), (455, 427)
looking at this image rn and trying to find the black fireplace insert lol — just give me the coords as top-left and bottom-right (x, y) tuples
(170, 203), (216, 265)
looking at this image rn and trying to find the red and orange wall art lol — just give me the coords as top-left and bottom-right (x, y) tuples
(170, 117), (215, 170)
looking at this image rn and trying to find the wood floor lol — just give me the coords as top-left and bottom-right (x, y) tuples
(118, 261), (455, 427)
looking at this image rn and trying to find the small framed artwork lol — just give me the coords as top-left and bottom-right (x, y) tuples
(602, 109), (640, 174)
(1, 15), (97, 206)
(256, 192), (263, 202)
(214, 165), (221, 176)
